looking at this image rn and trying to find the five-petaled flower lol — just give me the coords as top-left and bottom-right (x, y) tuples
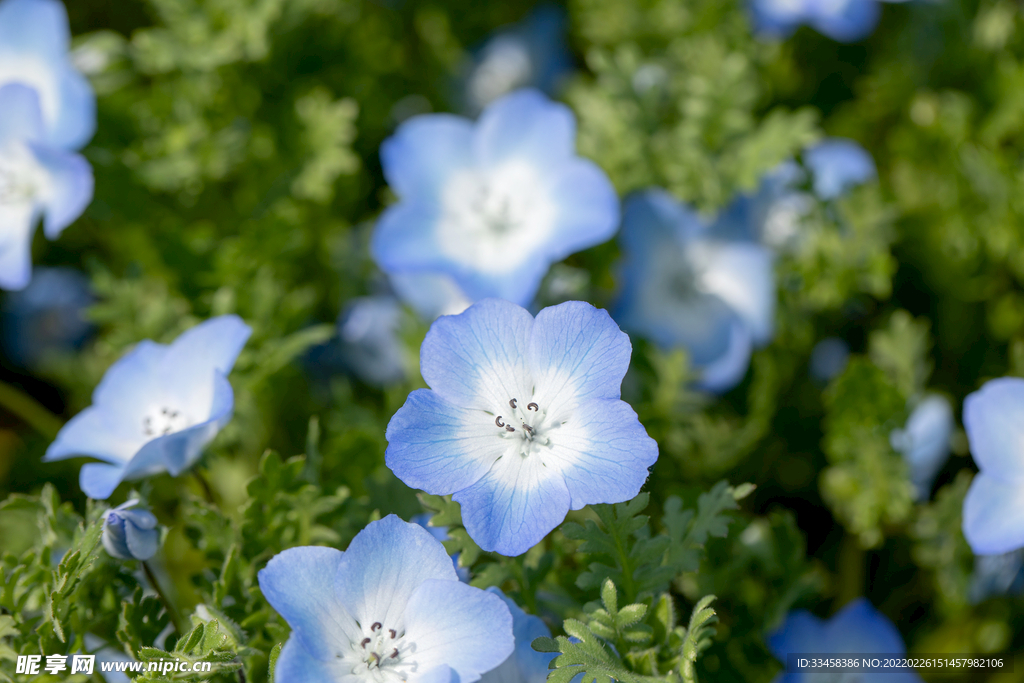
(0, 83), (92, 290)
(43, 315), (252, 500)
(962, 377), (1024, 554)
(385, 298), (658, 556)
(101, 499), (160, 561)
(803, 137), (877, 200)
(372, 88), (619, 309)
(258, 514), (514, 683)
(750, 0), (912, 44)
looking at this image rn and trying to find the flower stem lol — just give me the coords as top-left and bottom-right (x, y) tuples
(142, 560), (183, 637)
(0, 379), (62, 439)
(191, 469), (216, 504)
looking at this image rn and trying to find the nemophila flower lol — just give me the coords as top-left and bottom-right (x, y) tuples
(751, 0), (911, 43)
(385, 298), (658, 556)
(480, 588), (554, 683)
(890, 394), (953, 501)
(615, 189), (775, 393)
(461, 6), (572, 113)
(0, 83), (92, 291)
(0, 0), (95, 150)
(712, 162), (810, 250)
(257, 514), (514, 683)
(809, 337), (850, 383)
(1, 266), (92, 368)
(768, 598), (923, 683)
(389, 272), (472, 321)
(962, 377), (1024, 554)
(339, 296), (407, 387)
(969, 550), (1024, 604)
(372, 88), (619, 308)
(43, 315), (252, 500)
(101, 499), (160, 561)
(804, 138), (877, 200)
(412, 513), (470, 582)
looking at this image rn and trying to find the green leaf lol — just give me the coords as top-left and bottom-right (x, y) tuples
(679, 595), (718, 683)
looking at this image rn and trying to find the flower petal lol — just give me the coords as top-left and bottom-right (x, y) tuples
(50, 66), (95, 151)
(157, 315), (251, 405)
(697, 319), (753, 393)
(0, 201), (37, 291)
(380, 114), (475, 201)
(543, 158), (620, 262)
(453, 450), (571, 556)
(272, 636), (357, 683)
(825, 598), (908, 654)
(257, 546), (359, 661)
(963, 377), (1024, 481)
(692, 241), (775, 345)
(29, 143), (92, 238)
(963, 473), (1024, 555)
(385, 389), (506, 495)
(766, 609), (825, 663)
(44, 405), (144, 464)
(91, 340), (168, 415)
(389, 271), (472, 321)
(419, 298), (534, 410)
(0, 83), (44, 144)
(543, 398), (657, 510)
(79, 462), (127, 500)
(411, 665), (457, 683)
(404, 579), (514, 683)
(334, 515), (458, 628)
(481, 588), (554, 683)
(809, 0), (881, 43)
(804, 138), (876, 200)
(474, 89), (575, 170)
(0, 0), (69, 62)
(371, 202), (450, 275)
(124, 518), (159, 560)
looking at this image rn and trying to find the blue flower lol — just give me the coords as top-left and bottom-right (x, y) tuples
(385, 298), (658, 556)
(480, 588), (555, 683)
(101, 499), (160, 561)
(709, 162), (810, 250)
(804, 138), (877, 200)
(751, 0), (909, 43)
(890, 394), (953, 501)
(809, 337), (849, 383)
(462, 5), (573, 113)
(257, 514), (514, 683)
(767, 598), (923, 683)
(43, 315), (252, 500)
(615, 189), (775, 392)
(0, 0), (96, 150)
(1, 266), (92, 368)
(962, 377), (1024, 554)
(412, 513), (470, 582)
(372, 89), (619, 308)
(339, 296), (407, 387)
(389, 272), (472, 321)
(969, 550), (1024, 605)
(0, 83), (93, 291)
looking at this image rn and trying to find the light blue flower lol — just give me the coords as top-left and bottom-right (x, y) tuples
(43, 315), (252, 500)
(0, 83), (92, 291)
(0, 0), (95, 150)
(804, 138), (877, 200)
(615, 189), (776, 392)
(101, 499), (160, 561)
(751, 0), (910, 43)
(709, 162), (810, 250)
(890, 394), (953, 501)
(339, 296), (407, 387)
(372, 89), (619, 308)
(962, 377), (1024, 554)
(389, 272), (472, 321)
(809, 337), (850, 383)
(969, 550), (1024, 605)
(767, 598), (923, 683)
(385, 298), (658, 556)
(0, 266), (92, 368)
(257, 514), (514, 683)
(412, 513), (470, 582)
(462, 5), (573, 113)
(480, 588), (555, 683)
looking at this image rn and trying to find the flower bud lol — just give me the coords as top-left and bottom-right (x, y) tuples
(102, 499), (160, 561)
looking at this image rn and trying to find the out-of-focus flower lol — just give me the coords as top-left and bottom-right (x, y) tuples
(480, 588), (555, 683)
(388, 272), (472, 321)
(101, 499), (160, 561)
(809, 337), (850, 383)
(969, 550), (1024, 605)
(338, 295), (407, 387)
(890, 394), (953, 501)
(43, 315), (252, 500)
(767, 598), (923, 683)
(1, 266), (92, 367)
(462, 5), (572, 113)
(804, 138), (877, 200)
(412, 513), (470, 582)
(751, 0), (911, 43)
(0, 83), (92, 291)
(962, 377), (1024, 554)
(84, 635), (133, 683)
(258, 515), (513, 683)
(615, 189), (775, 392)
(0, 0), (96, 150)
(712, 162), (808, 249)
(385, 299), (658, 556)
(372, 89), (619, 308)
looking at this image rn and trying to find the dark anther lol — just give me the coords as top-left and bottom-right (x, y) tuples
(390, 649), (399, 659)
(361, 638), (371, 649)
(162, 408), (168, 414)
(389, 629), (397, 639)
(527, 402), (539, 411)
(371, 622), (382, 632)
(369, 653), (381, 666)
(495, 416), (505, 428)
(505, 424), (515, 432)
(509, 398), (518, 409)
(523, 424), (535, 436)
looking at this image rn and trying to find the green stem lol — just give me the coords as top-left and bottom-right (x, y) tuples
(512, 555), (538, 615)
(192, 469), (216, 504)
(836, 533), (865, 610)
(143, 560), (183, 637)
(0, 379), (62, 439)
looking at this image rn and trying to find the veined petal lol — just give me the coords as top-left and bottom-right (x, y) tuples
(420, 298), (534, 410)
(404, 579), (513, 683)
(381, 114), (475, 201)
(543, 158), (620, 262)
(474, 89), (575, 171)
(334, 515), (458, 630)
(385, 389), (506, 495)
(543, 398), (657, 510)
(453, 451), (571, 556)
(258, 546), (359, 661)
(412, 665), (457, 683)
(273, 636), (358, 683)
(963, 378), (1024, 481)
(529, 301), (631, 409)
(29, 143), (92, 238)
(44, 405), (144, 464)
(963, 473), (1024, 555)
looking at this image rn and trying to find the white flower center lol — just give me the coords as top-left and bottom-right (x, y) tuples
(492, 397), (555, 456)
(142, 406), (192, 438)
(437, 161), (558, 275)
(0, 142), (44, 207)
(350, 621), (413, 683)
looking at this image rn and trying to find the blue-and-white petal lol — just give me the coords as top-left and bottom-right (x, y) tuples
(808, 0), (881, 42)
(481, 587), (554, 683)
(272, 636), (353, 683)
(804, 138), (876, 200)
(381, 114), (475, 201)
(963, 377), (1024, 481)
(963, 473), (1024, 555)
(473, 89), (575, 171)
(30, 142), (92, 238)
